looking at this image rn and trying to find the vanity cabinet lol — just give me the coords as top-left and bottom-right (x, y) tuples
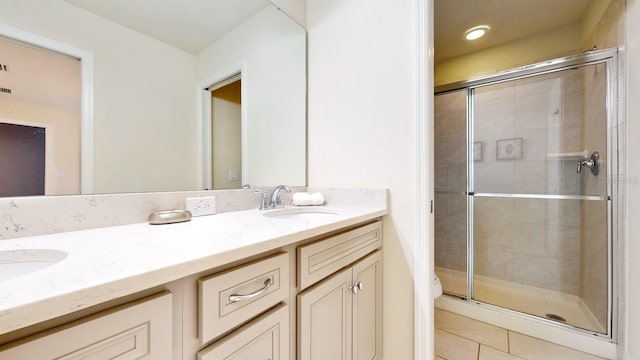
(297, 221), (383, 360)
(0, 216), (384, 360)
(189, 251), (290, 360)
(298, 251), (382, 360)
(198, 252), (289, 345)
(0, 292), (172, 359)
(197, 304), (289, 360)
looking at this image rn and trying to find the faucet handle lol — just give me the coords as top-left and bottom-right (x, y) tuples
(253, 190), (269, 210)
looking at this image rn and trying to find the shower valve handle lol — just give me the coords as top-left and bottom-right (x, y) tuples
(577, 159), (594, 173)
(576, 151), (601, 176)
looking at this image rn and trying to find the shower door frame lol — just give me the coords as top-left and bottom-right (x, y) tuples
(435, 48), (619, 341)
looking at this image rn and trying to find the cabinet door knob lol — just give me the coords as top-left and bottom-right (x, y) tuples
(349, 281), (364, 295)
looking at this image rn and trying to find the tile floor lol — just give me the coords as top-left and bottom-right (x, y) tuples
(434, 309), (607, 360)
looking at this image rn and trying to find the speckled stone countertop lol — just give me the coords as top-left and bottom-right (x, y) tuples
(0, 204), (387, 335)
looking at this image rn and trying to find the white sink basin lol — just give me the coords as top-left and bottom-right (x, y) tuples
(0, 249), (67, 282)
(263, 207), (340, 220)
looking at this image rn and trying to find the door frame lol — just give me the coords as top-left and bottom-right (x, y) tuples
(197, 63), (246, 190)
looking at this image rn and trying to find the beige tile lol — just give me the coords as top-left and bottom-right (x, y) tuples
(509, 331), (606, 360)
(436, 357), (446, 360)
(435, 309), (509, 352)
(479, 345), (524, 360)
(435, 328), (479, 360)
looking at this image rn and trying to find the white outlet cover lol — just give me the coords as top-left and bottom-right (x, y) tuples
(185, 196), (216, 216)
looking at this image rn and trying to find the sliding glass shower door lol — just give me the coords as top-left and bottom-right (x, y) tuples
(434, 89), (468, 298)
(434, 49), (616, 337)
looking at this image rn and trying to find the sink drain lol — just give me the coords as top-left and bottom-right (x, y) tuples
(545, 313), (567, 323)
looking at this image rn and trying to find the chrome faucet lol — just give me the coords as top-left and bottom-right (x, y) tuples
(269, 185), (291, 209)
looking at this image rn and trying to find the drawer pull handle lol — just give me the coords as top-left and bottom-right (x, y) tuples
(228, 278), (273, 303)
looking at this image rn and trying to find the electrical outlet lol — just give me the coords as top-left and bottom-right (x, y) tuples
(185, 196), (216, 216)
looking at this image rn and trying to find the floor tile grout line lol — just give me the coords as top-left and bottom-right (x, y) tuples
(437, 308), (507, 331)
(435, 326), (510, 353)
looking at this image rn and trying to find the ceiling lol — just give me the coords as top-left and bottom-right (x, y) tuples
(435, 0), (592, 64)
(62, 0), (593, 61)
(62, 0), (269, 54)
(1, 0), (596, 109)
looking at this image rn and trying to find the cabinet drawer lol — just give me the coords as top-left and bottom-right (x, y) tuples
(297, 221), (382, 290)
(0, 292), (172, 360)
(197, 304), (289, 360)
(199, 252), (289, 344)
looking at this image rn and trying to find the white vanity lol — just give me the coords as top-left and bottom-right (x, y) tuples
(0, 200), (386, 359)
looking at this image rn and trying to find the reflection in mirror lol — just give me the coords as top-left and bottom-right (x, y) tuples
(0, 35), (81, 196)
(198, 4), (306, 189)
(0, 0), (306, 197)
(209, 78), (242, 189)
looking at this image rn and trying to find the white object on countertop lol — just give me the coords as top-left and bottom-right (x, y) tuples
(292, 192), (325, 206)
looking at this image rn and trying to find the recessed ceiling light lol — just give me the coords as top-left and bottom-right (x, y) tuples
(465, 25), (490, 41)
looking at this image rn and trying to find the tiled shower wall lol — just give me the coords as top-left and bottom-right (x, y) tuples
(435, 70), (605, 283)
(435, 65), (612, 328)
(472, 73), (584, 296)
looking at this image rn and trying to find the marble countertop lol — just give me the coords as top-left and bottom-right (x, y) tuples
(0, 205), (387, 334)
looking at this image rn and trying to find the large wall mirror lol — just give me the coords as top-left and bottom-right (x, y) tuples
(0, 0), (306, 197)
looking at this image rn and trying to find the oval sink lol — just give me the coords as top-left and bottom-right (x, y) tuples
(0, 249), (67, 282)
(263, 207), (340, 219)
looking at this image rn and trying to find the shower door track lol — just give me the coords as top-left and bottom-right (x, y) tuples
(435, 48), (619, 342)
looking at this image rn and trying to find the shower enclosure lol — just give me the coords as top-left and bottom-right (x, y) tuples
(434, 49), (617, 338)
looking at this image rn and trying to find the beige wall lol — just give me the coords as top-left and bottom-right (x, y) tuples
(435, 0), (620, 88)
(0, 98), (80, 195)
(435, 24), (581, 87)
(307, 0), (420, 357)
(0, 0), (198, 194)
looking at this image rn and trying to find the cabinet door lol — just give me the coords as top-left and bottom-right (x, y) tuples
(298, 268), (353, 360)
(352, 251), (382, 360)
(198, 304), (289, 360)
(0, 292), (172, 360)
